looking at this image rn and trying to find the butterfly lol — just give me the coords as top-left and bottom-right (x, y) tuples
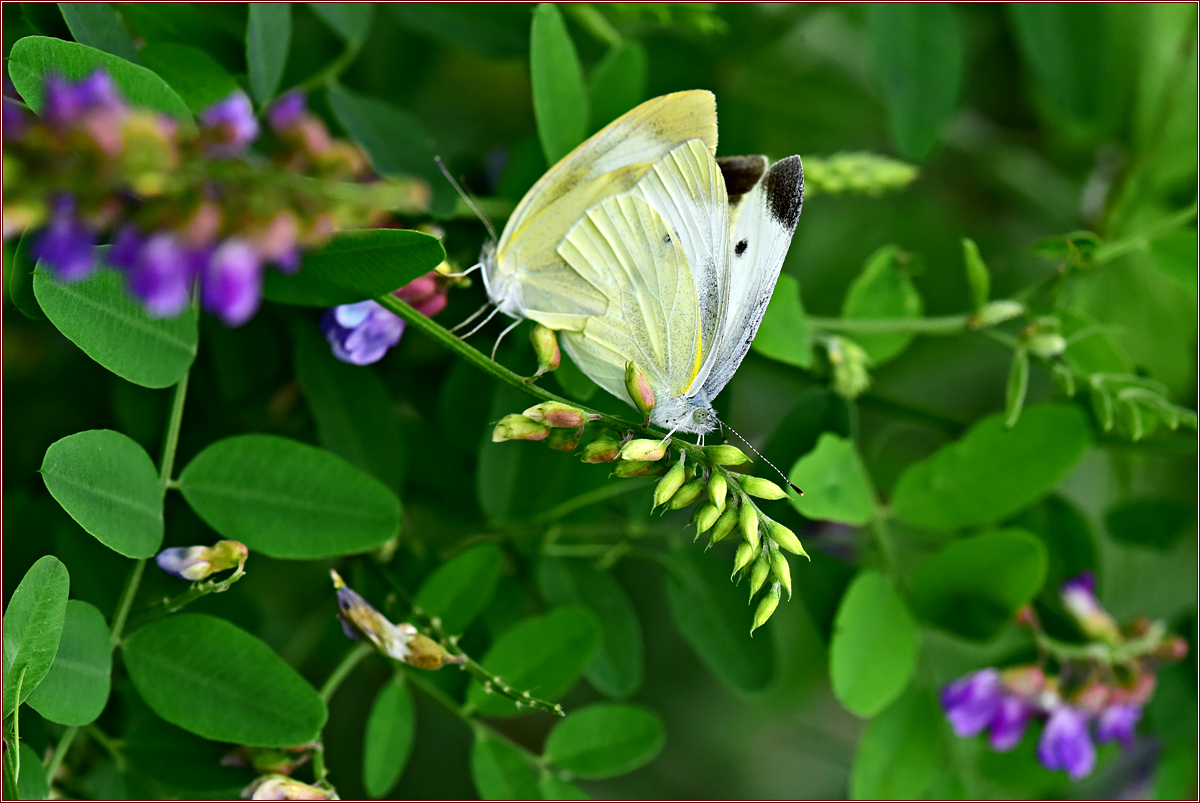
(554, 138), (804, 437)
(459, 91), (719, 342)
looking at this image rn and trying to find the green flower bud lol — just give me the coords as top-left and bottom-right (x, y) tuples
(667, 478), (706, 510)
(694, 503), (721, 537)
(613, 459), (664, 478)
(492, 414), (550, 442)
(1027, 333), (1067, 359)
(748, 553), (770, 600)
(580, 437), (621, 463)
(547, 426), (582, 452)
(740, 476), (787, 500)
(707, 472), (727, 512)
(767, 521), (808, 557)
(529, 323), (561, 378)
(621, 438), (668, 462)
(707, 506), (739, 549)
(624, 360), (655, 422)
(739, 501), (760, 550)
(704, 444), (751, 466)
(731, 541), (756, 577)
(971, 299), (1025, 329)
(751, 583), (783, 634)
(770, 550), (792, 600)
(522, 401), (594, 429)
(825, 336), (872, 400)
(654, 459), (688, 507)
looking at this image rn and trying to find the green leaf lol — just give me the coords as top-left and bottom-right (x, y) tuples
(762, 389), (853, 474)
(6, 233), (45, 320)
(829, 570), (919, 717)
(21, 2), (71, 38)
(840, 245), (924, 364)
(1007, 4), (1122, 131)
(40, 429), (163, 558)
(466, 606), (601, 716)
(1005, 347), (1030, 429)
(294, 325), (406, 492)
(909, 529), (1048, 641)
(122, 614), (327, 746)
(1105, 497), (1195, 551)
(363, 675), (415, 799)
(25, 600), (111, 726)
(788, 433), (876, 526)
(309, 2), (375, 43)
(178, 434), (401, 559)
(588, 40), (646, 132)
(246, 2), (291, 106)
(8, 36), (193, 126)
(413, 543), (506, 635)
(324, 84), (454, 216)
(58, 3), (140, 63)
(3, 556), (70, 718)
(15, 742), (49, 802)
(891, 404), (1091, 530)
(538, 558), (644, 699)
(126, 715), (256, 792)
(867, 3), (963, 160)
(530, 2), (588, 166)
(1149, 228), (1198, 292)
(962, 238), (990, 311)
(139, 43), (240, 115)
(264, 229), (446, 307)
(33, 264), (198, 389)
(539, 775), (589, 799)
(850, 683), (943, 799)
(1154, 737), (1199, 800)
(753, 274), (813, 369)
(544, 703), (665, 780)
(663, 548), (775, 693)
(1009, 495), (1097, 594)
(387, 4), (531, 59)
(470, 731), (540, 800)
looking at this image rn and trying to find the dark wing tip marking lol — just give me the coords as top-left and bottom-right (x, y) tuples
(717, 154), (768, 199)
(764, 156), (803, 231)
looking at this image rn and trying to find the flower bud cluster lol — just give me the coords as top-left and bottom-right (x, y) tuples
(940, 572), (1188, 781)
(801, 151), (918, 198)
(5, 71), (430, 327)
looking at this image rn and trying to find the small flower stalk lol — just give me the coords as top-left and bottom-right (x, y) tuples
(939, 572), (1188, 781)
(330, 570), (463, 670)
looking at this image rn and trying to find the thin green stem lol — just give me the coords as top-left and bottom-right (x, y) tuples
(319, 643), (373, 704)
(296, 40), (364, 93)
(1094, 200), (1198, 265)
(44, 726), (77, 788)
(109, 559), (145, 647)
(527, 479), (649, 523)
(808, 314), (971, 335)
(870, 513), (898, 581)
(159, 372), (189, 494)
(84, 724), (124, 771)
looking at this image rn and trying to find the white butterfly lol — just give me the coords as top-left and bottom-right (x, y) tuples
(555, 139), (804, 436)
(460, 91), (719, 342)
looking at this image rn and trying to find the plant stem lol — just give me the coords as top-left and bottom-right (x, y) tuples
(808, 314), (971, 335)
(319, 643), (373, 704)
(109, 559), (145, 647)
(159, 372), (189, 495)
(296, 41), (364, 93)
(44, 726), (77, 788)
(84, 724), (125, 771)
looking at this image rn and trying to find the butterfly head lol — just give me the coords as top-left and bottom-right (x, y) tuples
(650, 392), (717, 436)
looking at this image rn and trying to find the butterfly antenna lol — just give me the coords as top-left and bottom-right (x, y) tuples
(715, 415), (804, 496)
(435, 156), (497, 242)
(459, 305), (502, 341)
(449, 299), (493, 333)
(491, 317), (522, 360)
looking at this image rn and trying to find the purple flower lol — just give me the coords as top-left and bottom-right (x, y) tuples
(1061, 571), (1120, 642)
(941, 669), (1004, 738)
(156, 541), (247, 581)
(125, 232), (194, 318)
(200, 239), (262, 326)
(1096, 703), (1141, 748)
(32, 197), (97, 281)
(989, 695), (1036, 751)
(199, 91), (259, 158)
(268, 90), (306, 132)
(3, 98), (27, 140)
(43, 70), (120, 125)
(321, 301), (406, 365)
(1037, 706), (1096, 780)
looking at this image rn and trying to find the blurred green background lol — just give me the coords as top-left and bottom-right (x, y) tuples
(4, 3), (1196, 799)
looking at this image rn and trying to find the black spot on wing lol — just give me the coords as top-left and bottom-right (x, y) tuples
(735, 239), (748, 256)
(764, 156), (804, 231)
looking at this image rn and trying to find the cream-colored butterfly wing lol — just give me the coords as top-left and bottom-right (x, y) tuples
(485, 91), (718, 332)
(557, 139), (729, 424)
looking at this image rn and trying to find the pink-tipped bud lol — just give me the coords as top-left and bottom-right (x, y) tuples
(621, 438), (668, 462)
(580, 436), (621, 463)
(523, 401), (594, 429)
(547, 427), (582, 452)
(1001, 665), (1046, 698)
(492, 414), (550, 442)
(530, 324), (561, 379)
(624, 361), (655, 422)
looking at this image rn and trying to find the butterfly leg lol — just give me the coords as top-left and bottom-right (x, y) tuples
(491, 317), (523, 361)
